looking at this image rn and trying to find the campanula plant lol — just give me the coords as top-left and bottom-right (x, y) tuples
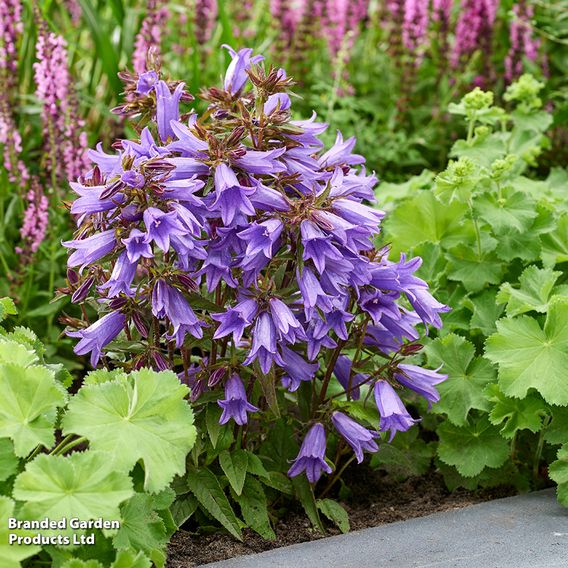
(62, 46), (448, 536)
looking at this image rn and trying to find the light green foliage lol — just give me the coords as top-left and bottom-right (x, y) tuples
(0, 299), (197, 566)
(378, 77), (568, 498)
(485, 300), (568, 406)
(549, 445), (568, 506)
(316, 499), (350, 533)
(63, 369), (196, 493)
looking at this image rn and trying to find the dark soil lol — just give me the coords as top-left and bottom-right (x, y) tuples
(166, 467), (517, 568)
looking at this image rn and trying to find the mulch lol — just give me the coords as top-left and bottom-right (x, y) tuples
(166, 466), (516, 567)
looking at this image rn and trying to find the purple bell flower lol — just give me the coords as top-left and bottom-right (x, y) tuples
(297, 266), (334, 318)
(331, 411), (379, 463)
(155, 80), (185, 142)
(212, 298), (258, 343)
(222, 45), (264, 94)
(287, 423), (332, 483)
(63, 230), (117, 269)
(99, 251), (137, 297)
(333, 355), (367, 400)
(238, 218), (283, 260)
(243, 312), (284, 374)
(394, 364), (447, 408)
(374, 380), (419, 441)
(143, 207), (185, 252)
(218, 373), (259, 425)
(122, 228), (154, 263)
(280, 345), (319, 392)
(211, 163), (256, 226)
(269, 298), (306, 343)
(301, 220), (346, 274)
(67, 311), (125, 366)
(136, 70), (158, 94)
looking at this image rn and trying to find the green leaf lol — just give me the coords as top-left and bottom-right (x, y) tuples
(232, 477), (275, 540)
(383, 191), (468, 257)
(474, 190), (537, 234)
(246, 452), (270, 479)
(0, 438), (19, 482)
(465, 291), (504, 335)
(0, 298), (16, 322)
(185, 468), (242, 540)
(291, 475), (324, 532)
(434, 157), (478, 203)
(111, 550), (151, 568)
(0, 496), (41, 568)
(485, 384), (547, 438)
(485, 299), (568, 405)
(206, 404), (223, 449)
(496, 266), (562, 317)
(219, 450), (248, 496)
(170, 494), (198, 527)
(494, 227), (541, 262)
(544, 406), (568, 445)
(541, 214), (568, 267)
(316, 499), (350, 533)
(0, 363), (66, 456)
(13, 452), (133, 535)
(113, 493), (168, 568)
(425, 334), (495, 425)
(0, 340), (38, 367)
(446, 244), (504, 293)
(260, 471), (294, 495)
(437, 417), (510, 477)
(63, 369), (196, 493)
(549, 444), (568, 507)
(83, 369), (128, 386)
(62, 560), (104, 568)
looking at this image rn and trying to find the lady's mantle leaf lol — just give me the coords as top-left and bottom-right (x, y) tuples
(485, 299), (568, 405)
(13, 453), (133, 534)
(0, 496), (41, 568)
(63, 369), (196, 493)
(0, 363), (66, 457)
(425, 334), (495, 425)
(437, 417), (509, 477)
(549, 444), (568, 507)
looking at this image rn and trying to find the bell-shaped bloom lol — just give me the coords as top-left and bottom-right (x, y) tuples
(394, 364), (447, 407)
(301, 220), (347, 274)
(405, 286), (450, 329)
(218, 373), (259, 425)
(70, 183), (124, 216)
(67, 311), (125, 367)
(374, 380), (419, 441)
(143, 207), (185, 252)
(223, 45), (264, 94)
(166, 117), (209, 157)
(212, 298), (258, 343)
(136, 70), (158, 94)
(99, 251), (137, 297)
(243, 312), (284, 374)
(297, 266), (334, 318)
(238, 218), (283, 260)
(331, 412), (379, 464)
(287, 423), (332, 483)
(280, 345), (319, 392)
(269, 298), (306, 343)
(233, 148), (286, 174)
(264, 92), (291, 115)
(122, 228), (154, 263)
(63, 230), (117, 269)
(318, 131), (365, 167)
(211, 163), (256, 226)
(333, 355), (367, 400)
(155, 80), (185, 142)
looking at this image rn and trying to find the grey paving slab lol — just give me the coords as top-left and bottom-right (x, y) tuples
(201, 489), (568, 568)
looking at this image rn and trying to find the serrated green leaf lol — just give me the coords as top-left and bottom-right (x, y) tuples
(186, 468), (242, 540)
(63, 369), (196, 493)
(291, 475), (324, 532)
(232, 477), (275, 540)
(545, 406), (568, 445)
(465, 290), (504, 335)
(541, 214), (568, 267)
(475, 190), (537, 234)
(62, 560), (104, 568)
(113, 493), (168, 568)
(260, 471), (294, 495)
(549, 444), (568, 507)
(0, 298), (17, 322)
(170, 494), (198, 527)
(246, 452), (269, 479)
(83, 369), (128, 386)
(437, 417), (510, 477)
(425, 334), (495, 425)
(0, 496), (41, 568)
(316, 499), (350, 533)
(13, 452), (133, 535)
(446, 244), (504, 293)
(111, 549), (151, 568)
(496, 266), (562, 317)
(0, 438), (19, 482)
(494, 227), (541, 262)
(0, 363), (66, 456)
(485, 384), (547, 438)
(219, 450), (248, 496)
(485, 299), (568, 405)
(0, 340), (38, 367)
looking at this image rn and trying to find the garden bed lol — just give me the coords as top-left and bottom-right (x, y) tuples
(166, 468), (517, 567)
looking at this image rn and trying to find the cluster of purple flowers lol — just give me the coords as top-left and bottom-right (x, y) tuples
(64, 46), (448, 483)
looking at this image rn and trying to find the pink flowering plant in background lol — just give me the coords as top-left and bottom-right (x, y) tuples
(61, 46), (448, 529)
